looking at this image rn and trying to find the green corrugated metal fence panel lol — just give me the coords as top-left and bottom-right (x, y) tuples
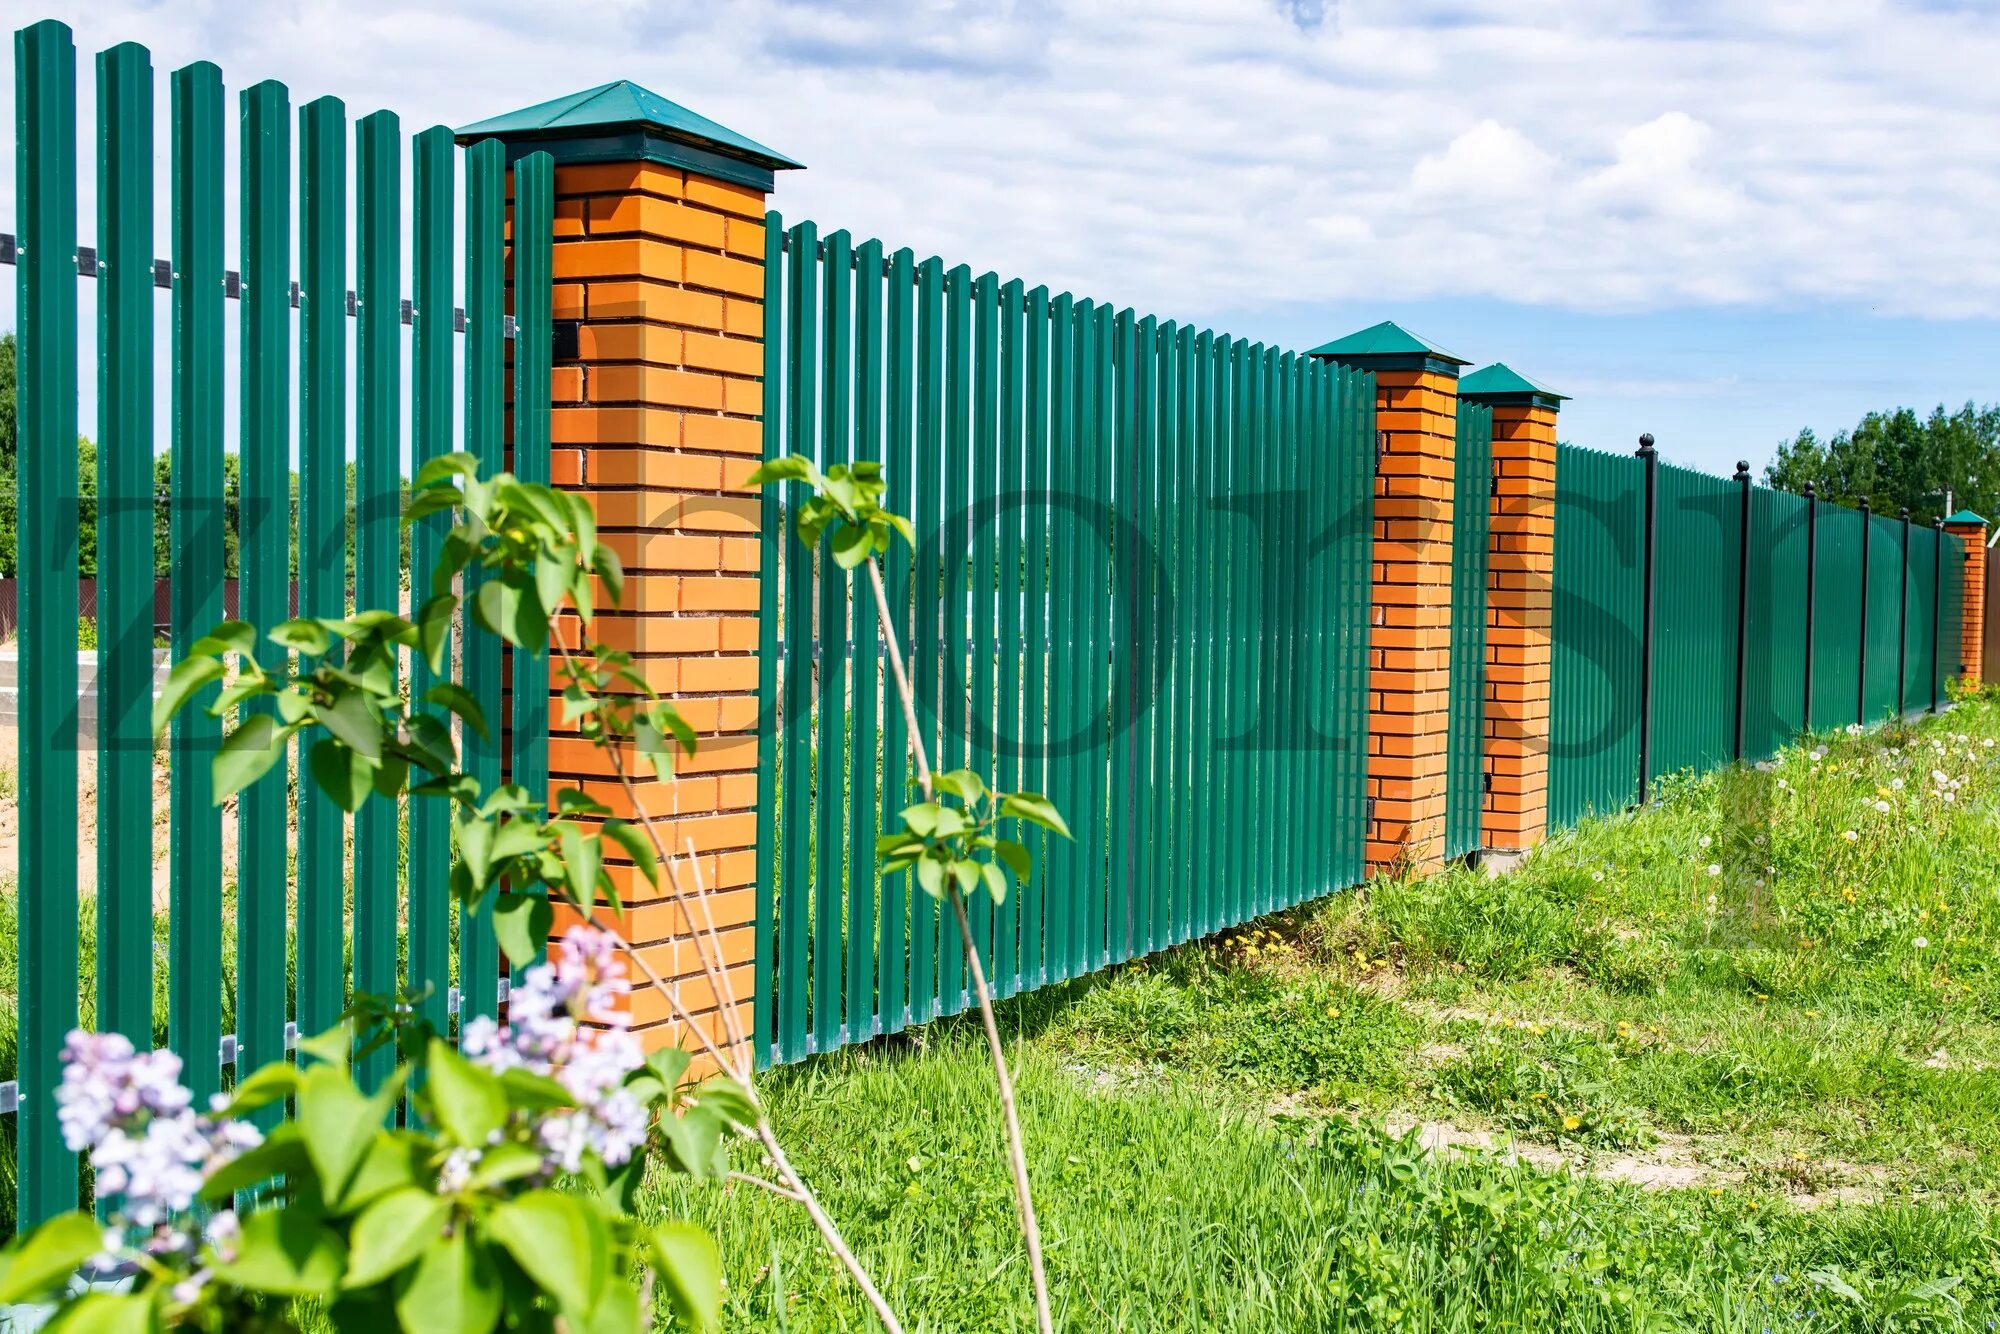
(7, 20), (540, 1223)
(1548, 445), (1644, 828)
(1941, 532), (1966, 694)
(1743, 486), (1809, 759)
(756, 219), (1373, 1066)
(1812, 505), (1865, 728)
(1905, 526), (1939, 713)
(1648, 462), (1739, 784)
(1864, 515), (1904, 721)
(1445, 403), (1492, 860)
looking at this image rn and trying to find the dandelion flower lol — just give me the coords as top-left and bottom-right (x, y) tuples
(1562, 1115), (1582, 1131)
(1698, 835), (1712, 849)
(1706, 864), (1721, 877)
(1914, 935), (1930, 949)
(1841, 829), (1858, 842)
(1874, 800), (1890, 813)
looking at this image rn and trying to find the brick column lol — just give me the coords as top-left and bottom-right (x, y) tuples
(460, 84), (800, 1056)
(1943, 510), (1988, 684)
(1461, 365), (1566, 855)
(1311, 322), (1469, 875)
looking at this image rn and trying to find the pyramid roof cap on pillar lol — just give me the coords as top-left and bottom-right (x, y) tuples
(1307, 320), (1470, 376)
(1944, 509), (1989, 527)
(456, 80), (803, 191)
(1461, 362), (1569, 412)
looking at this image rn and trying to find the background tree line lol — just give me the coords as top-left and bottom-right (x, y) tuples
(1764, 401), (2000, 524)
(0, 333), (409, 582)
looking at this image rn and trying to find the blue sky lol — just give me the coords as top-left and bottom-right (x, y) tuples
(4, 0), (1999, 477)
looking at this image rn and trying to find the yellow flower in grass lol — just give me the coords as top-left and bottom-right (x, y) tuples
(1562, 1115), (1582, 1131)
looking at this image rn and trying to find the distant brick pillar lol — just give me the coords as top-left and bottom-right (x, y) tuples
(1311, 322), (1469, 875)
(1461, 365), (1565, 854)
(461, 83), (800, 1056)
(1943, 510), (1988, 684)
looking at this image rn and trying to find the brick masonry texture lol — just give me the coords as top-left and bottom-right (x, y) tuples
(1366, 369), (1458, 873)
(1482, 403), (1557, 851)
(510, 157), (767, 1065)
(1945, 519), (1987, 683)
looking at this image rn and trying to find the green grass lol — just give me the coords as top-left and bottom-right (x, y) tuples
(645, 695), (2000, 1330)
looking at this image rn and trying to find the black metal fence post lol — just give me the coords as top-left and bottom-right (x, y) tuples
(1898, 507), (1911, 715)
(1636, 434), (1658, 804)
(1803, 481), (1817, 731)
(1733, 461), (1751, 760)
(1857, 498), (1872, 726)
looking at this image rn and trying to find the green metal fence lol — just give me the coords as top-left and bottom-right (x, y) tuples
(755, 215), (1377, 1064)
(6, 19), (552, 1229)
(1445, 403), (1493, 860)
(1549, 442), (1964, 834)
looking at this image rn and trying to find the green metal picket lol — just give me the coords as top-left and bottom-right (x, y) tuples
(1444, 403), (1493, 860)
(5, 21), (551, 1227)
(755, 221), (1376, 1066)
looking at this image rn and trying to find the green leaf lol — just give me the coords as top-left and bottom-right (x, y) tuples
(691, 1076), (757, 1129)
(981, 861), (1007, 904)
(190, 619), (257, 658)
(455, 814), (496, 892)
(153, 654), (225, 735)
(311, 738), (379, 814)
(413, 451), (479, 491)
(43, 1292), (155, 1334)
(830, 521), (871, 570)
(645, 1047), (693, 1094)
(337, 1131), (433, 1214)
(1000, 790), (1073, 839)
(213, 714), (294, 802)
(499, 1069), (577, 1114)
(424, 1039), (508, 1147)
(224, 1060), (301, 1115)
(901, 802), (940, 838)
(343, 1188), (449, 1289)
(0, 1212), (105, 1303)
(213, 1205), (348, 1297)
(994, 838), (1032, 882)
(558, 826), (602, 913)
(201, 1123), (309, 1200)
(469, 1141), (550, 1190)
(316, 689), (383, 761)
(427, 682), (490, 742)
(916, 856), (945, 900)
(744, 455), (813, 486)
(393, 1231), (500, 1334)
(493, 892), (553, 970)
(488, 1191), (607, 1323)
(414, 593), (457, 676)
(269, 617), (333, 656)
(298, 1063), (407, 1208)
(651, 1222), (722, 1333)
(601, 819), (658, 886)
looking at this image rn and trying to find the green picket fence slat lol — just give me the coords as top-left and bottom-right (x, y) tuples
(510, 151), (555, 967)
(15, 17), (82, 1228)
(236, 74), (292, 1113)
(460, 137), (506, 1026)
(353, 108), (400, 1093)
(812, 229), (851, 1054)
(167, 56), (226, 1107)
(407, 124), (456, 1039)
(95, 40), (156, 1049)
(1444, 403), (1492, 861)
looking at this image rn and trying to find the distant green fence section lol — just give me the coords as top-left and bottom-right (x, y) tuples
(6, 20), (551, 1230)
(1445, 403), (1493, 860)
(756, 214), (1377, 1065)
(1549, 443), (1963, 834)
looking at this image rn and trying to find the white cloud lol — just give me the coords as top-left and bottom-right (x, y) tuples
(3, 0), (2000, 322)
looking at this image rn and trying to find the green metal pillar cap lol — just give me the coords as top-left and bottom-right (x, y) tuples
(455, 80), (803, 192)
(1307, 320), (1470, 377)
(1460, 362), (1569, 413)
(1943, 509), (1989, 527)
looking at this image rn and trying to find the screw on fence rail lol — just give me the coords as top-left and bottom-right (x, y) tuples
(1803, 481), (1818, 730)
(1635, 433), (1658, 805)
(1899, 507), (1911, 715)
(1734, 461), (1752, 761)
(1934, 517), (1945, 712)
(1857, 498), (1872, 726)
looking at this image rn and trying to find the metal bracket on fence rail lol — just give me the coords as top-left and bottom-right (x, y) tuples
(0, 980), (511, 1117)
(0, 233), (513, 337)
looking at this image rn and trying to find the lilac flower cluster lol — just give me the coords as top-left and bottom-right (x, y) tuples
(54, 1032), (259, 1254)
(460, 925), (648, 1175)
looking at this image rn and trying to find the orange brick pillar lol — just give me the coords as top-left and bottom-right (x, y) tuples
(1943, 510), (1988, 684)
(460, 84), (801, 1057)
(1311, 322), (1469, 875)
(1461, 365), (1565, 855)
